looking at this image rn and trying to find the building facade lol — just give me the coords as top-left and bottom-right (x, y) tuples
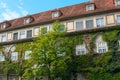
(0, 0), (120, 80)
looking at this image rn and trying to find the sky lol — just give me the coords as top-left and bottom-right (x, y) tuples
(0, 0), (88, 22)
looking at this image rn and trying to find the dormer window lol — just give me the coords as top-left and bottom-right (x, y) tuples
(1, 23), (6, 29)
(115, 0), (120, 6)
(24, 18), (30, 24)
(52, 11), (59, 18)
(86, 4), (94, 11)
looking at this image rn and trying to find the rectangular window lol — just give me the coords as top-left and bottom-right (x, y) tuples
(27, 30), (32, 38)
(96, 18), (104, 27)
(34, 28), (39, 36)
(1, 34), (7, 42)
(0, 53), (5, 61)
(49, 25), (52, 31)
(106, 15), (115, 25)
(86, 20), (94, 29)
(97, 42), (108, 53)
(115, 0), (120, 6)
(13, 32), (18, 40)
(67, 21), (74, 31)
(76, 21), (84, 30)
(117, 15), (120, 24)
(25, 50), (32, 60)
(8, 32), (12, 40)
(76, 44), (86, 55)
(52, 11), (59, 18)
(20, 31), (25, 39)
(11, 52), (18, 61)
(87, 5), (94, 11)
(8, 77), (15, 80)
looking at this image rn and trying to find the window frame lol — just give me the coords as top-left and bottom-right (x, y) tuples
(1, 34), (7, 42)
(96, 42), (108, 53)
(13, 32), (18, 41)
(86, 4), (94, 11)
(75, 20), (84, 30)
(86, 19), (94, 29)
(76, 44), (87, 55)
(20, 31), (26, 39)
(96, 17), (105, 27)
(52, 11), (59, 18)
(11, 52), (18, 61)
(115, 0), (120, 6)
(27, 30), (32, 38)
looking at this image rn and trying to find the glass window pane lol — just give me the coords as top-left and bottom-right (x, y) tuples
(117, 15), (120, 24)
(27, 30), (32, 38)
(11, 52), (18, 61)
(86, 20), (93, 29)
(96, 18), (104, 27)
(20, 31), (25, 39)
(76, 21), (83, 30)
(1, 34), (6, 42)
(25, 50), (32, 60)
(13, 32), (18, 40)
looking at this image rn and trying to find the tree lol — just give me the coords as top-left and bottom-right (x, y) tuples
(0, 43), (32, 80)
(23, 21), (72, 80)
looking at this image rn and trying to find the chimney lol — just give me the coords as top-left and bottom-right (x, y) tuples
(89, 0), (94, 2)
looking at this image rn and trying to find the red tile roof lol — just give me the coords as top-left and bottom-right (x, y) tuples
(0, 0), (120, 31)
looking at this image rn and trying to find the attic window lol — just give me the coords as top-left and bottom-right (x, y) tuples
(115, 0), (120, 6)
(86, 4), (94, 11)
(1, 23), (6, 29)
(24, 18), (30, 24)
(52, 11), (59, 18)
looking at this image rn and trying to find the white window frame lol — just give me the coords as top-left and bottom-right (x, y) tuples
(96, 17), (104, 27)
(1, 23), (6, 29)
(1, 34), (7, 42)
(25, 50), (32, 60)
(115, 0), (120, 6)
(86, 4), (94, 11)
(76, 20), (84, 30)
(20, 31), (25, 39)
(52, 11), (59, 18)
(116, 14), (120, 24)
(76, 44), (87, 55)
(24, 18), (30, 24)
(0, 53), (5, 61)
(11, 52), (18, 61)
(96, 42), (108, 53)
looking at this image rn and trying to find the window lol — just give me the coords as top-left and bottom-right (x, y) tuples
(0, 53), (5, 61)
(96, 18), (104, 27)
(1, 34), (7, 42)
(96, 42), (108, 53)
(13, 32), (18, 40)
(25, 50), (32, 60)
(76, 44), (86, 55)
(20, 31), (25, 39)
(41, 27), (47, 34)
(49, 25), (52, 31)
(67, 21), (74, 31)
(76, 21), (84, 30)
(115, 0), (120, 6)
(8, 32), (12, 40)
(106, 15), (115, 25)
(27, 30), (32, 38)
(11, 52), (18, 61)
(52, 11), (59, 18)
(34, 28), (39, 36)
(86, 19), (94, 29)
(118, 40), (120, 46)
(8, 77), (15, 80)
(24, 18), (30, 24)
(1, 23), (6, 29)
(87, 4), (94, 11)
(117, 15), (120, 24)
